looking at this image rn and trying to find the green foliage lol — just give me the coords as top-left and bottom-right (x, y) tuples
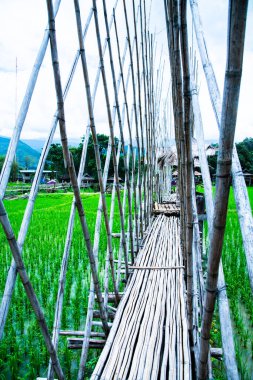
(0, 155), (19, 181)
(236, 138), (253, 173)
(207, 152), (217, 176)
(204, 187), (253, 379)
(45, 134), (126, 181)
(46, 143), (66, 177)
(208, 138), (253, 177)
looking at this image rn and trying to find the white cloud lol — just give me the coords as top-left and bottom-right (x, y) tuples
(0, 0), (252, 145)
(194, 0), (253, 142)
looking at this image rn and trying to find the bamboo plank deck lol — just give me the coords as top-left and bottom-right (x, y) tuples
(153, 202), (180, 216)
(91, 215), (191, 379)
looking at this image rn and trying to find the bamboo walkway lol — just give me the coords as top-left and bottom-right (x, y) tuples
(91, 214), (191, 379)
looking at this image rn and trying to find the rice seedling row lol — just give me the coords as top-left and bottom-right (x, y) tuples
(0, 192), (123, 379)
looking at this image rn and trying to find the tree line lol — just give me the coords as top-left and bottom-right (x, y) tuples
(45, 134), (126, 181)
(208, 137), (253, 176)
(1, 136), (253, 182)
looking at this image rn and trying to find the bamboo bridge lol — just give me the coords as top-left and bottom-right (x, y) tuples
(0, 0), (251, 379)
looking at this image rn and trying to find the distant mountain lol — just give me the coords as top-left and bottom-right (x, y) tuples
(22, 139), (44, 152)
(23, 138), (82, 151)
(0, 136), (40, 169)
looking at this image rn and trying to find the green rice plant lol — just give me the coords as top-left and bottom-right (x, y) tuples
(0, 192), (122, 378)
(203, 187), (253, 379)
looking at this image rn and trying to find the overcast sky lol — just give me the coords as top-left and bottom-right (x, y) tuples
(0, 0), (252, 145)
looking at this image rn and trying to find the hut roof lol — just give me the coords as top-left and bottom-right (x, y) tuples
(107, 176), (123, 182)
(82, 173), (95, 180)
(157, 139), (216, 170)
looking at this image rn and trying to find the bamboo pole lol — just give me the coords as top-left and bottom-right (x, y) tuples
(133, 0), (146, 231)
(49, 12), (123, 376)
(48, 2), (121, 375)
(73, 0), (120, 307)
(149, 34), (155, 213)
(113, 11), (136, 263)
(104, 142), (122, 305)
(190, 0), (253, 294)
(191, 70), (239, 379)
(147, 33), (153, 212)
(0, 0), (62, 199)
(198, 2), (248, 378)
(76, 7), (137, 378)
(102, 57), (138, 304)
(180, 0), (194, 338)
(0, 7), (94, 341)
(0, 201), (64, 380)
(123, 0), (143, 245)
(164, 0), (186, 259)
(99, 0), (134, 276)
(151, 47), (165, 205)
(117, 143), (132, 290)
(46, 0), (110, 342)
(191, 176), (201, 369)
(139, 0), (149, 228)
(143, 0), (151, 223)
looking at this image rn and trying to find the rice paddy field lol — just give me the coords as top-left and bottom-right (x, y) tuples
(204, 187), (253, 379)
(0, 192), (122, 379)
(0, 189), (252, 379)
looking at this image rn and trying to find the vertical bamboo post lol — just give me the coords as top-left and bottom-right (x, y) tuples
(190, 0), (253, 294)
(46, 0), (110, 340)
(77, 7), (134, 378)
(139, 0), (149, 228)
(198, 1), (248, 377)
(73, 0), (120, 304)
(149, 34), (154, 211)
(123, 0), (143, 245)
(133, 0), (146, 231)
(180, 0), (194, 338)
(0, 7), (94, 341)
(143, 0), (150, 221)
(164, 0), (186, 259)
(191, 69), (239, 380)
(113, 11), (136, 263)
(48, 2), (122, 374)
(99, 0), (134, 275)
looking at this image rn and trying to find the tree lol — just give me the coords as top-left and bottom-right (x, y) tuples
(0, 156), (19, 182)
(207, 138), (253, 177)
(45, 135), (126, 182)
(46, 143), (66, 178)
(75, 134), (125, 180)
(24, 155), (34, 170)
(236, 138), (253, 172)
